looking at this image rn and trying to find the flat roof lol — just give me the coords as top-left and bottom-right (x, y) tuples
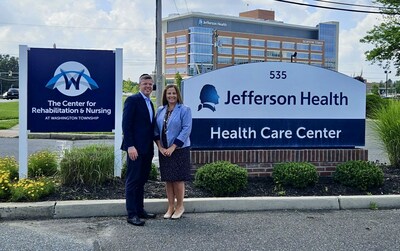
(163, 11), (326, 31)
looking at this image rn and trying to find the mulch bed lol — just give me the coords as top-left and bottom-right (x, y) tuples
(42, 166), (400, 201)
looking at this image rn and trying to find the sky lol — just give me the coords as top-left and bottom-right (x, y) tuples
(0, 0), (397, 83)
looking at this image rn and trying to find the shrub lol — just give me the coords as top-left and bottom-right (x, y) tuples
(59, 144), (114, 187)
(366, 94), (388, 119)
(0, 170), (11, 200)
(194, 161), (248, 196)
(273, 162), (318, 188)
(0, 156), (19, 180)
(334, 160), (384, 191)
(149, 163), (158, 181)
(10, 177), (56, 202)
(371, 100), (400, 167)
(28, 150), (58, 178)
(121, 161), (158, 181)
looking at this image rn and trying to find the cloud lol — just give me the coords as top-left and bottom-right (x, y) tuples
(0, 0), (396, 83)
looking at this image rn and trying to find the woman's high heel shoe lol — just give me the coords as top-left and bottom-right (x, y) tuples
(171, 208), (184, 219)
(164, 211), (174, 219)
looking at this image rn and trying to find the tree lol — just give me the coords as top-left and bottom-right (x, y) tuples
(122, 79), (139, 94)
(0, 54), (19, 92)
(174, 72), (183, 90)
(371, 85), (380, 95)
(360, 0), (400, 75)
(0, 54), (19, 73)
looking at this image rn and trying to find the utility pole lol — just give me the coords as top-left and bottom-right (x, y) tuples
(155, 0), (163, 107)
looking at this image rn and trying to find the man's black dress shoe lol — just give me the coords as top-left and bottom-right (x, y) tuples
(139, 211), (156, 219)
(127, 216), (145, 226)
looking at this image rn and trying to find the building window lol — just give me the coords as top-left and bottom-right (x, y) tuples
(176, 67), (187, 74)
(282, 51), (293, 59)
(297, 43), (309, 51)
(176, 56), (186, 64)
(166, 57), (175, 64)
(234, 57), (249, 65)
(218, 56), (232, 64)
(166, 47), (175, 55)
(176, 46), (186, 54)
(311, 62), (323, 67)
(218, 36), (232, 45)
(267, 40), (280, 48)
(310, 53), (323, 60)
(251, 49), (265, 57)
(218, 46), (232, 54)
(190, 27), (213, 33)
(234, 47), (249, 56)
(176, 35), (186, 44)
(282, 42), (295, 49)
(266, 50), (280, 58)
(251, 39), (265, 47)
(251, 58), (265, 63)
(297, 52), (309, 60)
(165, 68), (176, 74)
(311, 44), (323, 51)
(234, 37), (249, 46)
(190, 44), (212, 54)
(189, 27), (213, 44)
(189, 54), (213, 64)
(166, 37), (175, 45)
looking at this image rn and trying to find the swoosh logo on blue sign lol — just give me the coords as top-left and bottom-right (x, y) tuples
(46, 69), (99, 90)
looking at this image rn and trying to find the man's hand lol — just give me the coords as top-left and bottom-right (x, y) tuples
(128, 146), (138, 161)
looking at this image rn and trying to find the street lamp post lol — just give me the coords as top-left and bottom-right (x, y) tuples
(385, 70), (391, 97)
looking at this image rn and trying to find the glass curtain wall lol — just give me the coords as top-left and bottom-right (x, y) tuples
(318, 22), (338, 71)
(188, 27), (214, 76)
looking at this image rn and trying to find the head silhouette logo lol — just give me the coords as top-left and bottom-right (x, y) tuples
(45, 61), (99, 96)
(198, 84), (219, 112)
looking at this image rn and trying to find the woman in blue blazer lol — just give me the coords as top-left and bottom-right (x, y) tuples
(154, 84), (192, 220)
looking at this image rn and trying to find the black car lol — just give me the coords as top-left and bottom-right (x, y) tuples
(2, 88), (19, 100)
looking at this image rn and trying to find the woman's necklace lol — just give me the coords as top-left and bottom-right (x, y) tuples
(163, 109), (173, 132)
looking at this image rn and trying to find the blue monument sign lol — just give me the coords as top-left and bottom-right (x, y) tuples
(27, 48), (115, 132)
(182, 62), (366, 149)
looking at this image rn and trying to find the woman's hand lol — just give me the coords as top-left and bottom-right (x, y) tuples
(164, 144), (177, 157)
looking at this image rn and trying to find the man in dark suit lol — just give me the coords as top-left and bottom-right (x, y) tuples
(121, 73), (156, 226)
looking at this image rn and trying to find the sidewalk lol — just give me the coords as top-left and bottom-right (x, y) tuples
(0, 124), (19, 138)
(1, 126), (400, 221)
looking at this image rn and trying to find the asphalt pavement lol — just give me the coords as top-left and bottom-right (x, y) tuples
(2, 210), (400, 251)
(1, 122), (399, 221)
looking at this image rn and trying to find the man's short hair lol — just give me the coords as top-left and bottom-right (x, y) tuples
(139, 74), (153, 83)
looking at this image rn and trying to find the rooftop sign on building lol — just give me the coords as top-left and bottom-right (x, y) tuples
(182, 62), (365, 149)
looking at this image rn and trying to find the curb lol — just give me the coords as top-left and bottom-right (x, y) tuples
(28, 133), (114, 140)
(2, 195), (400, 220)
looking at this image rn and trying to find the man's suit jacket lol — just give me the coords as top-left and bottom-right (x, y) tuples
(121, 93), (155, 155)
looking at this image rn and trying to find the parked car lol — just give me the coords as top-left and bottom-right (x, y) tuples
(2, 88), (19, 100)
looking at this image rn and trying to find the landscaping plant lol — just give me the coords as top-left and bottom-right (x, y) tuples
(334, 160), (384, 191)
(273, 162), (318, 188)
(371, 100), (400, 167)
(10, 177), (56, 202)
(194, 161), (248, 196)
(59, 144), (114, 187)
(28, 150), (58, 178)
(0, 156), (19, 180)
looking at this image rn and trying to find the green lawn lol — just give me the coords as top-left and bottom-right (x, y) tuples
(0, 101), (18, 129)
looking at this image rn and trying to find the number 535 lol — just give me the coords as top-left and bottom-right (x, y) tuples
(269, 71), (287, 79)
